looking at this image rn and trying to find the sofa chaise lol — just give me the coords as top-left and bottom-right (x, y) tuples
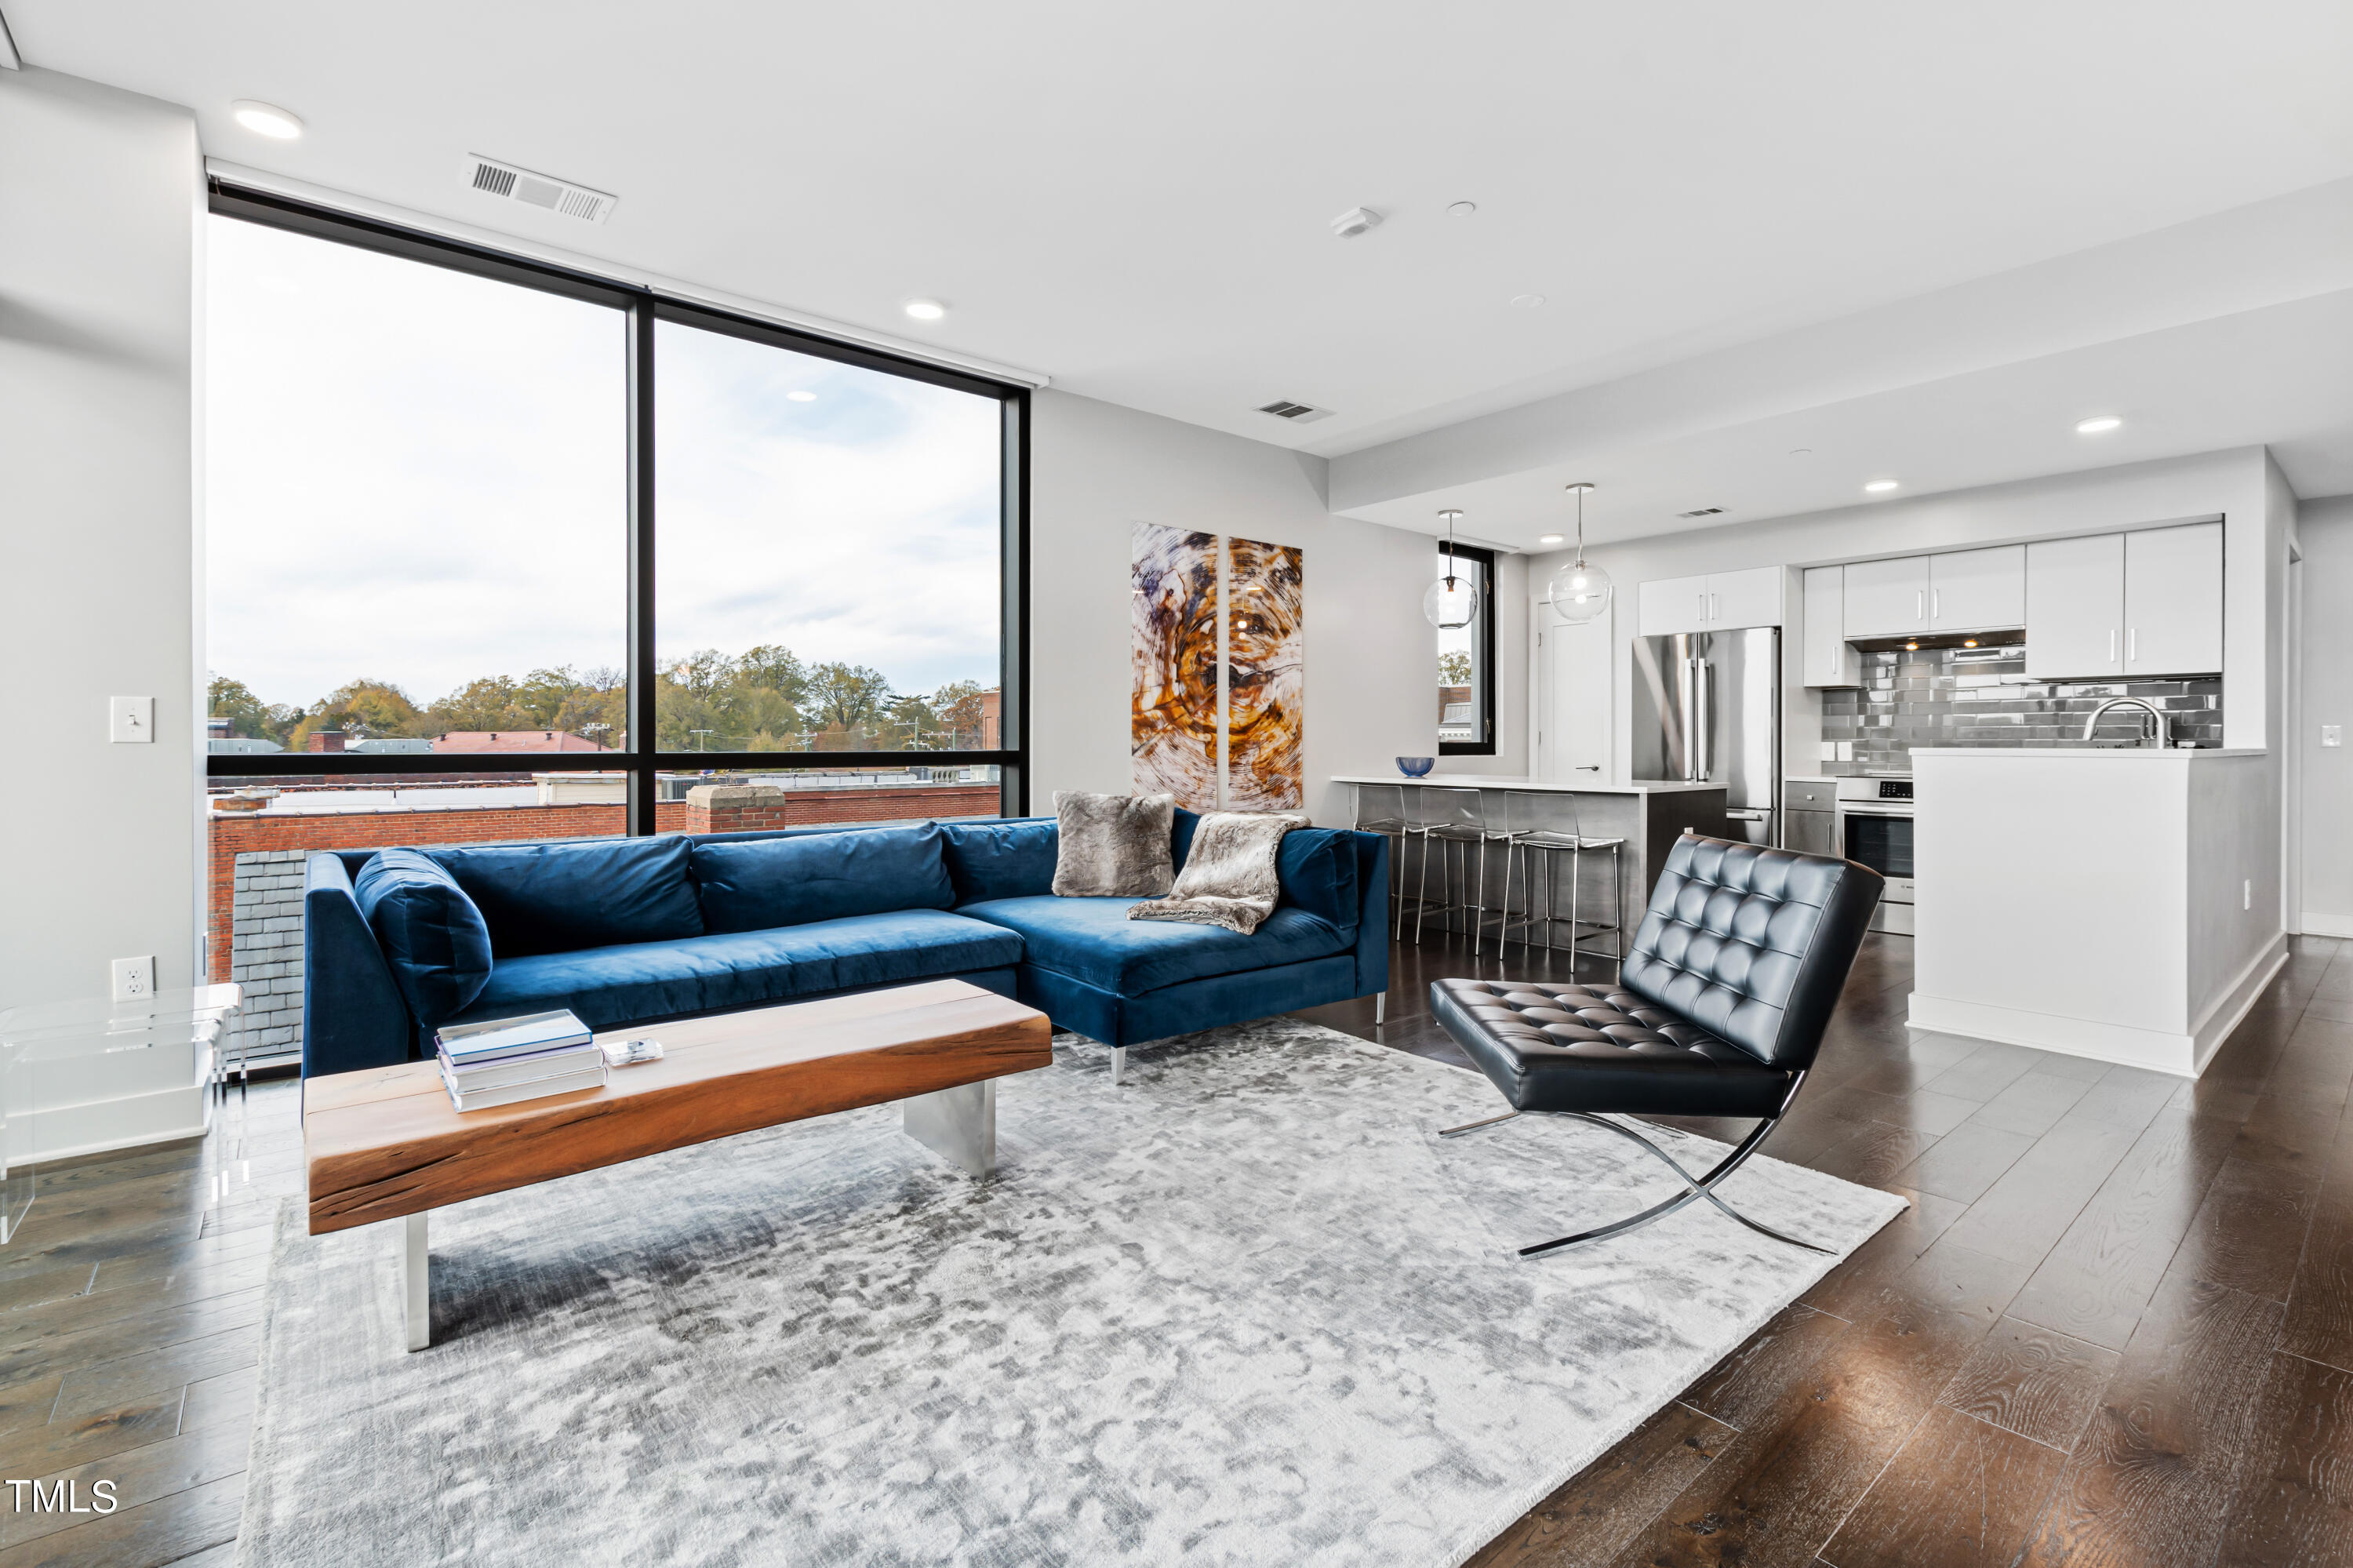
(302, 812), (1388, 1082)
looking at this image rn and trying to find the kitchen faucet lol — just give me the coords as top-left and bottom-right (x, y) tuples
(2081, 696), (2171, 748)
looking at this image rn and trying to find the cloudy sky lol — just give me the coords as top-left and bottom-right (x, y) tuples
(205, 216), (1002, 712)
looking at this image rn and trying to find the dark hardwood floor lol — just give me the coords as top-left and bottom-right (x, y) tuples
(9, 926), (2351, 1566)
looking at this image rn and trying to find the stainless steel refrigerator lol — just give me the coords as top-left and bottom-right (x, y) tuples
(1631, 628), (1780, 846)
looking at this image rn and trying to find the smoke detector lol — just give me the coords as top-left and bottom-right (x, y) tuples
(1330, 206), (1381, 238)
(459, 155), (616, 224)
(1676, 507), (1726, 519)
(1257, 400), (1334, 425)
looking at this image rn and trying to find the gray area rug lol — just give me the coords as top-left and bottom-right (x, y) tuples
(240, 1020), (1904, 1567)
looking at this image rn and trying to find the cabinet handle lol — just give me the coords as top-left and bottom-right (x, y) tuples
(1933, 588), (1940, 621)
(1697, 590), (1706, 624)
(1711, 592), (1720, 620)
(1915, 589), (1924, 621)
(2128, 628), (2137, 664)
(2108, 628), (2117, 664)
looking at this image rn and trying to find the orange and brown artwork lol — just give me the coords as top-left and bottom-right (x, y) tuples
(1225, 536), (1304, 809)
(1131, 522), (1220, 809)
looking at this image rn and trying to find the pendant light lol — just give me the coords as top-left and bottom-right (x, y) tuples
(1423, 509), (1481, 629)
(1546, 482), (1614, 624)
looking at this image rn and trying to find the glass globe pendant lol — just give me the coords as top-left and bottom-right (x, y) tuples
(1423, 508), (1481, 629)
(1547, 482), (1614, 624)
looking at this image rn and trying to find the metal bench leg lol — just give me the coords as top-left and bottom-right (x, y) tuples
(402, 1211), (430, 1352)
(903, 1079), (998, 1177)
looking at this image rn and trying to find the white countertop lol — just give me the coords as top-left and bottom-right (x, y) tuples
(1912, 747), (2265, 759)
(1331, 774), (1729, 796)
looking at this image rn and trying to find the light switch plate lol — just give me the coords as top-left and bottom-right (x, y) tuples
(109, 696), (155, 744)
(2325, 725), (2344, 748)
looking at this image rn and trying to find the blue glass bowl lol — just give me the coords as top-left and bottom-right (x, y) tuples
(1396, 756), (1435, 777)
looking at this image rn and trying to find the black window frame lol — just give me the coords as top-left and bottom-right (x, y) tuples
(1436, 541), (1497, 757)
(202, 183), (1031, 820)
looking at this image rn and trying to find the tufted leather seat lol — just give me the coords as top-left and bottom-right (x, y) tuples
(1431, 835), (1883, 1121)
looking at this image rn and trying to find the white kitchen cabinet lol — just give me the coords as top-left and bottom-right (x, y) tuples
(1636, 573), (1708, 637)
(1635, 566), (1783, 638)
(1802, 566), (1857, 687)
(2025, 533), (2126, 678)
(1928, 545), (2025, 631)
(2124, 522), (2223, 675)
(1842, 555), (1929, 637)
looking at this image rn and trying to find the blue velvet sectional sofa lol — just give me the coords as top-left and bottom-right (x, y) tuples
(303, 813), (1388, 1081)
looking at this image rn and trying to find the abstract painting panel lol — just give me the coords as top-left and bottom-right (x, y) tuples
(1224, 536), (1304, 810)
(1130, 522), (1220, 809)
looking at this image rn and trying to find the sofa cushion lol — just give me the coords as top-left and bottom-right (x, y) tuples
(1272, 828), (1361, 940)
(1051, 791), (1175, 897)
(940, 817), (1059, 904)
(690, 824), (957, 934)
(429, 837), (704, 958)
(444, 908), (1025, 1032)
(957, 895), (1350, 995)
(351, 849), (493, 1031)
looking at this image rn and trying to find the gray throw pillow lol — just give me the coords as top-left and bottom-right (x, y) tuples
(1052, 790), (1176, 897)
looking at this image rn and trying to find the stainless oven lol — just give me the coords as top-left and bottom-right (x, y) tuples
(1835, 776), (1914, 935)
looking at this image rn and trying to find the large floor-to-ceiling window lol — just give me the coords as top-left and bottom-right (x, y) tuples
(202, 191), (1027, 1060)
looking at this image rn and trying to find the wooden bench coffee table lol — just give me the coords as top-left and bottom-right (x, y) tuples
(303, 979), (1052, 1351)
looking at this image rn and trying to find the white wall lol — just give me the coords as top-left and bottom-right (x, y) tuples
(1, 70), (204, 1008)
(1029, 389), (1457, 828)
(2299, 493), (2353, 933)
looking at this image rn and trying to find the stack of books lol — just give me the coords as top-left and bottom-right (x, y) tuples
(435, 1010), (607, 1111)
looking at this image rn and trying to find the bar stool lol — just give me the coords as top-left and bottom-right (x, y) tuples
(1411, 787), (1496, 954)
(1499, 791), (1627, 979)
(1351, 783), (1415, 940)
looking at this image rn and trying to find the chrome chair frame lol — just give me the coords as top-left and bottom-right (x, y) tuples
(1409, 787), (1494, 955)
(1438, 1071), (1831, 1257)
(1497, 792), (1625, 979)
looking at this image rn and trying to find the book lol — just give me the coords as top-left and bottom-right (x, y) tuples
(439, 1056), (606, 1112)
(439, 1040), (606, 1092)
(435, 1010), (591, 1065)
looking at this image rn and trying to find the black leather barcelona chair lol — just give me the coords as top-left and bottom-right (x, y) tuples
(1431, 833), (1883, 1258)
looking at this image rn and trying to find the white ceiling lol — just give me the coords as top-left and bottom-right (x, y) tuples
(10, 0), (2353, 539)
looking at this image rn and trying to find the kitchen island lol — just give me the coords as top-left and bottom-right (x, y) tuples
(1330, 775), (1729, 953)
(1907, 746), (2283, 1076)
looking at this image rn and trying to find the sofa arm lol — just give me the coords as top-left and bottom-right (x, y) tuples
(1349, 832), (1389, 999)
(302, 853), (415, 1077)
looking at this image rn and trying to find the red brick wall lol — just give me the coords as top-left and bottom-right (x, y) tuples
(206, 784), (999, 980)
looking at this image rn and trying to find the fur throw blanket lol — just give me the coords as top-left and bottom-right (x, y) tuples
(1129, 811), (1309, 934)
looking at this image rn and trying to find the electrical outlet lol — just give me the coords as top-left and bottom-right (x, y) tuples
(111, 955), (154, 1002)
(109, 696), (155, 744)
(2325, 725), (2344, 748)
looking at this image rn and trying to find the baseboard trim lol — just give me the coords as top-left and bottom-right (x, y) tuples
(2302, 911), (2353, 940)
(1909, 933), (2289, 1079)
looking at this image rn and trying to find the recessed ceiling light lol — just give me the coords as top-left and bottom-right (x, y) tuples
(2075, 415), (2123, 435)
(1510, 294), (1546, 308)
(1864, 479), (1900, 493)
(1448, 201), (1478, 218)
(231, 100), (304, 140)
(786, 391), (816, 403)
(1538, 533), (1565, 544)
(903, 298), (947, 322)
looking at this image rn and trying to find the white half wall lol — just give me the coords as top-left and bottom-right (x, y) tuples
(0, 69), (207, 1151)
(1029, 389), (1459, 828)
(2299, 493), (2353, 933)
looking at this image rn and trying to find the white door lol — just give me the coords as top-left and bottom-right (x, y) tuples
(2125, 521), (2224, 675)
(1636, 573), (1709, 637)
(1706, 566), (1784, 630)
(1541, 609), (1613, 784)
(2025, 533), (2124, 678)
(1802, 566), (1856, 686)
(1842, 555), (1930, 637)
(1929, 545), (2025, 630)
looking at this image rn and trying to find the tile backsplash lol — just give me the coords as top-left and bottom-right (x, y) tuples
(1818, 643), (2221, 771)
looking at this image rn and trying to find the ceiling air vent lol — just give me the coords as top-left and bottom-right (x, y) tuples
(1257, 400), (1333, 425)
(1677, 507), (1726, 518)
(459, 155), (616, 224)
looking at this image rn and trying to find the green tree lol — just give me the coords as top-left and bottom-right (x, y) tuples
(808, 662), (893, 733)
(929, 681), (987, 748)
(289, 678), (424, 749)
(207, 675), (299, 744)
(1438, 650), (1473, 686)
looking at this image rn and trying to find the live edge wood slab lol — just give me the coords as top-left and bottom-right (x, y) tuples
(303, 979), (1053, 1236)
